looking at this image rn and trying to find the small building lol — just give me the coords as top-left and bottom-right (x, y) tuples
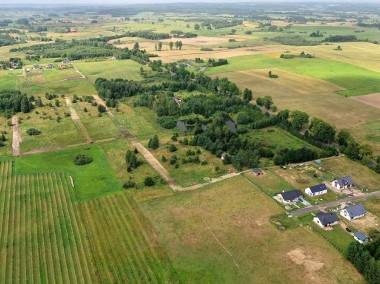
(354, 231), (369, 244)
(221, 152), (227, 160)
(340, 203), (366, 221)
(25, 68), (31, 73)
(331, 176), (353, 190)
(252, 168), (263, 176)
(60, 63), (68, 69)
(46, 63), (54, 69)
(313, 211), (339, 228)
(33, 64), (40, 70)
(276, 189), (303, 204)
(62, 60), (70, 64)
(305, 183), (328, 196)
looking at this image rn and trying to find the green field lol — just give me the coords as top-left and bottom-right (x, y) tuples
(75, 60), (143, 82)
(0, 160), (173, 283)
(206, 55), (380, 96)
(15, 145), (122, 201)
(140, 175), (364, 283)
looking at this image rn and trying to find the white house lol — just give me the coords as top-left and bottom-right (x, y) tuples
(305, 183), (328, 196)
(340, 203), (366, 221)
(331, 176), (353, 190)
(276, 189), (302, 204)
(313, 211), (339, 228)
(354, 231), (369, 244)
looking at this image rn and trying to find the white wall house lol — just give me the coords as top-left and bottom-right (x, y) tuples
(313, 212), (339, 228)
(305, 183), (328, 196)
(340, 204), (366, 221)
(331, 176), (353, 190)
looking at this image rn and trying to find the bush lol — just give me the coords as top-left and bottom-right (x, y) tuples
(168, 144), (177, 152)
(98, 105), (106, 113)
(73, 154), (93, 166)
(123, 180), (136, 189)
(26, 128), (41, 136)
(144, 177), (155, 186)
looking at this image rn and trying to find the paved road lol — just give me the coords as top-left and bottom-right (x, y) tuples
(292, 191), (380, 217)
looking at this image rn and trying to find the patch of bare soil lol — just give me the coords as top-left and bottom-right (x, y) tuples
(351, 93), (380, 110)
(287, 248), (325, 273)
(351, 213), (379, 234)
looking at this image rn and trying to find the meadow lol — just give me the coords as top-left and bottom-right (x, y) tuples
(140, 175), (364, 283)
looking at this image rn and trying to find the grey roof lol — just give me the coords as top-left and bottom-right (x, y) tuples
(277, 189), (302, 201)
(316, 211), (339, 226)
(308, 183), (328, 194)
(335, 176), (353, 187)
(252, 168), (262, 174)
(354, 231), (368, 242)
(344, 204), (366, 218)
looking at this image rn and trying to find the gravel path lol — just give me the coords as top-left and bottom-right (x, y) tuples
(65, 96), (92, 143)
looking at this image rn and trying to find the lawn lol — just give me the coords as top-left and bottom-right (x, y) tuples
(321, 157), (380, 192)
(243, 170), (293, 196)
(0, 70), (19, 90)
(140, 175), (364, 283)
(14, 144), (122, 201)
(0, 116), (12, 157)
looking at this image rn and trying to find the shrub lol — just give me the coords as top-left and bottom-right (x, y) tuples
(98, 105), (106, 113)
(26, 128), (41, 136)
(168, 144), (177, 152)
(123, 180), (136, 189)
(73, 154), (93, 165)
(144, 177), (155, 186)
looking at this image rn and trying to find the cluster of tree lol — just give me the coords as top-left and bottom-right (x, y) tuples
(10, 38), (151, 63)
(201, 19), (242, 29)
(357, 22), (380, 29)
(272, 35), (319, 46)
(125, 30), (170, 40)
(95, 78), (142, 99)
(73, 154), (93, 166)
(324, 35), (358, 42)
(256, 96), (274, 110)
(337, 130), (375, 169)
(168, 41), (183, 50)
(0, 20), (12, 27)
(0, 90), (33, 116)
(345, 237), (380, 284)
(280, 51), (314, 59)
(310, 30), (323, 37)
(0, 58), (23, 69)
(28, 26), (48, 32)
(268, 71), (279, 78)
(0, 33), (25, 47)
(125, 149), (140, 172)
(208, 58), (228, 67)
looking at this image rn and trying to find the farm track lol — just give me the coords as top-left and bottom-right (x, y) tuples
(65, 97), (93, 143)
(11, 116), (22, 156)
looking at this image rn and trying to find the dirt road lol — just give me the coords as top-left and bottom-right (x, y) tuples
(292, 191), (380, 217)
(65, 97), (92, 143)
(12, 116), (22, 156)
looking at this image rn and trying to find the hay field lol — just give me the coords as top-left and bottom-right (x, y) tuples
(140, 175), (364, 283)
(217, 70), (380, 132)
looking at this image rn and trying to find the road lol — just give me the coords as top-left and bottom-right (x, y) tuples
(292, 191), (380, 217)
(12, 116), (22, 156)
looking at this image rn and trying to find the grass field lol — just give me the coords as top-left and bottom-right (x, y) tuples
(0, 160), (173, 283)
(321, 157), (380, 192)
(206, 54), (380, 96)
(15, 145), (122, 201)
(140, 175), (364, 283)
(75, 60), (143, 83)
(248, 127), (322, 152)
(243, 170), (293, 196)
(18, 98), (86, 152)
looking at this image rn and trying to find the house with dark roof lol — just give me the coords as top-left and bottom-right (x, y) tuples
(252, 168), (263, 176)
(33, 64), (41, 70)
(340, 204), (366, 221)
(331, 176), (353, 190)
(354, 231), (369, 244)
(45, 63), (54, 69)
(276, 189), (302, 204)
(313, 211), (339, 228)
(305, 183), (328, 196)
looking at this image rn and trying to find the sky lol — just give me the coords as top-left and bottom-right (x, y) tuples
(4, 0), (375, 5)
